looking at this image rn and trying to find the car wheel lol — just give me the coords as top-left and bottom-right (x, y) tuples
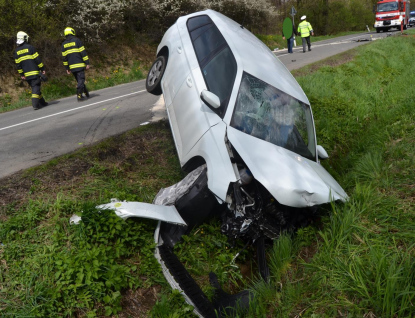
(146, 55), (166, 95)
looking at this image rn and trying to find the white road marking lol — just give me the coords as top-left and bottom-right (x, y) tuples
(275, 33), (384, 57)
(0, 90), (146, 132)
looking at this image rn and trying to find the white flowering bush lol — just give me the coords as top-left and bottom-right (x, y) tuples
(67, 0), (128, 41)
(73, 0), (280, 41)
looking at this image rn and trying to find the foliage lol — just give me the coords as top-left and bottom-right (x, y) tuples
(150, 289), (196, 317)
(174, 220), (249, 296)
(1, 18), (415, 318)
(244, 34), (415, 317)
(0, 199), (160, 317)
(280, 0), (378, 35)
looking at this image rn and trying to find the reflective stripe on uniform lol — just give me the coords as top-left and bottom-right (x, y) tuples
(62, 47), (85, 56)
(69, 63), (85, 69)
(25, 70), (40, 77)
(15, 53), (39, 64)
(82, 56), (89, 61)
(32, 94), (40, 99)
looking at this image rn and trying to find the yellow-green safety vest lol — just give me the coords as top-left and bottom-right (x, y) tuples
(298, 21), (313, 37)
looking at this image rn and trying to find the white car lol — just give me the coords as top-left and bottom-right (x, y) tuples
(145, 9), (348, 316)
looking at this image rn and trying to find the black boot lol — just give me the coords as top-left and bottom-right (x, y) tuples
(77, 88), (84, 102)
(83, 86), (89, 98)
(32, 98), (40, 110)
(40, 97), (48, 106)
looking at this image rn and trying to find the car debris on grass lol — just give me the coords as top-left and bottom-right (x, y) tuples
(72, 9), (348, 318)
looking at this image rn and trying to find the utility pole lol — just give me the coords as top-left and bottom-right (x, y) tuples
(291, 6), (297, 47)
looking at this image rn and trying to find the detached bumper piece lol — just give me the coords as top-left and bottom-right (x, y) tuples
(157, 244), (217, 317)
(154, 166), (252, 317)
(157, 244), (252, 318)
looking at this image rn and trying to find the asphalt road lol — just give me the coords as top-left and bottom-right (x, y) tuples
(275, 30), (399, 70)
(0, 81), (158, 179)
(0, 29), (400, 179)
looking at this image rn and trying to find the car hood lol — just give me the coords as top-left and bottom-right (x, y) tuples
(227, 127), (348, 208)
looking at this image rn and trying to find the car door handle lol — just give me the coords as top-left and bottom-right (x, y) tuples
(186, 76), (193, 88)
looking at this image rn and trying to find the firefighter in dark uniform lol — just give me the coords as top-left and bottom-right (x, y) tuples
(14, 31), (48, 110)
(61, 27), (90, 101)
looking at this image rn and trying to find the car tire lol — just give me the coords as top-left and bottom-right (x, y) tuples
(146, 55), (167, 95)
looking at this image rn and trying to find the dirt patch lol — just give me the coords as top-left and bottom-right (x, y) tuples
(117, 285), (162, 318)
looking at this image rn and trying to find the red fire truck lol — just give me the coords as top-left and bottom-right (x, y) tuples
(374, 0), (411, 32)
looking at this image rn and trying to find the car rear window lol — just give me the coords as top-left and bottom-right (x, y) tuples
(187, 15), (212, 32)
(190, 21), (226, 66)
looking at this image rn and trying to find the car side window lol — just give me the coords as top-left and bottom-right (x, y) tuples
(202, 47), (237, 112)
(187, 15), (237, 117)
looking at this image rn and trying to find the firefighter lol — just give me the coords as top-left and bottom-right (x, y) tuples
(297, 16), (314, 53)
(61, 27), (90, 102)
(14, 31), (48, 110)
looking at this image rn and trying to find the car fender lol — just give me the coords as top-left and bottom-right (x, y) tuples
(182, 121), (237, 201)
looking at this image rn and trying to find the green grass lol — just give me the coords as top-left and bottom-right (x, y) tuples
(0, 61), (146, 113)
(1, 33), (415, 317)
(243, 33), (415, 317)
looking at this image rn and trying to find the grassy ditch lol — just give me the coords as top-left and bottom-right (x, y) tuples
(1, 32), (415, 317)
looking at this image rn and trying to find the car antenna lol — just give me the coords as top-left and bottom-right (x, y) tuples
(240, 9), (247, 29)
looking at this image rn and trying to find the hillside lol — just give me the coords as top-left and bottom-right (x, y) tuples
(0, 0), (378, 110)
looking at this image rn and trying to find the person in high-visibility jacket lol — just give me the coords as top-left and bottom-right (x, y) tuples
(14, 31), (48, 110)
(61, 27), (90, 102)
(297, 15), (314, 53)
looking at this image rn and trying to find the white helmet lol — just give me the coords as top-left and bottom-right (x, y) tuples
(16, 31), (29, 45)
(301, 15), (306, 21)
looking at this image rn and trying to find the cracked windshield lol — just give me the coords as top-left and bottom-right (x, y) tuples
(231, 72), (316, 160)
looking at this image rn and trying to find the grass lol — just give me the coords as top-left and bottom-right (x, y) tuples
(244, 30), (415, 317)
(0, 60), (147, 113)
(1, 31), (415, 317)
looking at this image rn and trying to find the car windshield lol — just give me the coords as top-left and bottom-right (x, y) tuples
(230, 72), (316, 160)
(377, 2), (398, 12)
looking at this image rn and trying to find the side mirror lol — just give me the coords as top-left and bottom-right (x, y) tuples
(317, 145), (329, 160)
(200, 90), (220, 109)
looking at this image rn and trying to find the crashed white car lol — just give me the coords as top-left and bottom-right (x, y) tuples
(147, 9), (347, 317)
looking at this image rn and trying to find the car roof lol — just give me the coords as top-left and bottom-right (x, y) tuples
(179, 10), (310, 105)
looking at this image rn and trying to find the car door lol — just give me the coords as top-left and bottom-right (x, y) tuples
(169, 14), (237, 162)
